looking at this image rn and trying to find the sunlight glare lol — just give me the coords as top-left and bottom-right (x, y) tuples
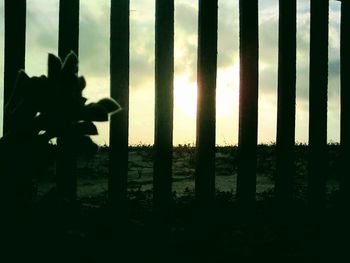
(216, 63), (239, 118)
(174, 63), (240, 119)
(174, 75), (197, 118)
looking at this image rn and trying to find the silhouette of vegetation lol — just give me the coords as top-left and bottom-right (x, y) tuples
(0, 52), (120, 215)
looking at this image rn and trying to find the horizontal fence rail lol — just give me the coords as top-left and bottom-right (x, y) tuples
(2, 0), (347, 217)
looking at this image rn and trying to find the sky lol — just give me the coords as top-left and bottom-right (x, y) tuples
(0, 0), (342, 146)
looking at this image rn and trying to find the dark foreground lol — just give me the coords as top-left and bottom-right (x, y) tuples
(1, 144), (348, 262)
(2, 188), (349, 263)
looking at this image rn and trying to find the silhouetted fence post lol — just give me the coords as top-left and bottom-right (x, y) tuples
(57, 0), (80, 204)
(308, 0), (329, 212)
(109, 0), (130, 218)
(195, 0), (218, 206)
(340, 0), (350, 207)
(153, 0), (174, 218)
(3, 0), (26, 134)
(275, 0), (297, 209)
(236, 0), (259, 214)
(58, 0), (80, 59)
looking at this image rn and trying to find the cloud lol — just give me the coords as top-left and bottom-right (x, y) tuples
(258, 0), (341, 100)
(217, 1), (239, 68)
(26, 1), (59, 49)
(260, 0), (278, 10)
(130, 9), (155, 89)
(175, 2), (198, 35)
(174, 2), (198, 82)
(173, 0), (240, 83)
(0, 0), (344, 143)
(23, 1), (59, 76)
(79, 2), (110, 78)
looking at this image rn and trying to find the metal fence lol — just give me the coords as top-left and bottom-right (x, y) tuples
(2, 0), (349, 216)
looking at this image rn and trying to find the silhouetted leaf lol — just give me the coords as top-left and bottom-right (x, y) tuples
(73, 122), (98, 135)
(33, 114), (49, 130)
(62, 51), (78, 74)
(78, 76), (86, 91)
(97, 98), (122, 114)
(48, 53), (62, 79)
(29, 76), (50, 111)
(80, 97), (88, 105)
(75, 136), (99, 156)
(80, 103), (109, 121)
(5, 70), (30, 114)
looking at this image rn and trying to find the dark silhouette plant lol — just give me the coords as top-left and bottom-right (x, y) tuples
(0, 51), (121, 209)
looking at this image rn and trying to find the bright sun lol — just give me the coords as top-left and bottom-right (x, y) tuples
(174, 64), (239, 119)
(174, 76), (197, 118)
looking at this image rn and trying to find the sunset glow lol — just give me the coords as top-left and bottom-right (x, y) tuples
(0, 0), (342, 145)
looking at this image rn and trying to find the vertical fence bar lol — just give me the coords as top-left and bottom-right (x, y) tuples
(340, 0), (350, 206)
(3, 0), (26, 134)
(58, 0), (79, 58)
(56, 0), (80, 203)
(109, 0), (130, 215)
(154, 0), (174, 216)
(275, 0), (297, 207)
(308, 0), (329, 211)
(236, 0), (259, 212)
(195, 0), (218, 205)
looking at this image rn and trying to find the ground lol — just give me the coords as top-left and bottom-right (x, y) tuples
(9, 145), (348, 262)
